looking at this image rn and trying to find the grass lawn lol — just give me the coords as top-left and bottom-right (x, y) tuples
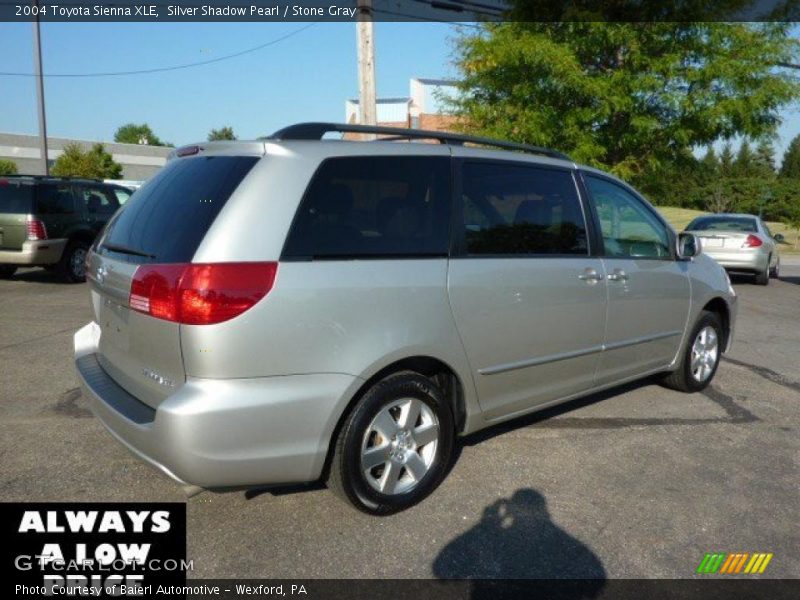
(655, 206), (800, 254)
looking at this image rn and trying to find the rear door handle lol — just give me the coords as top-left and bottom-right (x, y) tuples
(578, 268), (604, 283)
(607, 269), (629, 282)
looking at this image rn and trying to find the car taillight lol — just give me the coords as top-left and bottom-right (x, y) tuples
(26, 217), (48, 241)
(742, 234), (763, 248)
(129, 262), (278, 325)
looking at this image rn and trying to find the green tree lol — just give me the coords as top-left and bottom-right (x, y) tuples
(449, 22), (799, 178)
(779, 134), (800, 178)
(51, 143), (123, 179)
(114, 123), (169, 146)
(0, 158), (18, 175)
(700, 147), (718, 174)
(753, 140), (776, 178)
(733, 140), (755, 177)
(719, 144), (735, 177)
(208, 126), (237, 141)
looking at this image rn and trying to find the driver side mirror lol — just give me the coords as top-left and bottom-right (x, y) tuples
(677, 232), (701, 260)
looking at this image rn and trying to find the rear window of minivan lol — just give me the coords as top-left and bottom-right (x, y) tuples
(282, 156), (451, 259)
(0, 180), (34, 213)
(98, 156), (258, 263)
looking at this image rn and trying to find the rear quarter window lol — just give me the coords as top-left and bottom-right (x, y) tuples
(282, 156), (451, 259)
(0, 180), (34, 213)
(98, 155), (258, 263)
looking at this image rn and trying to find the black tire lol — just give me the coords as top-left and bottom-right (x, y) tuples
(328, 371), (455, 515)
(58, 240), (90, 283)
(660, 310), (723, 393)
(754, 268), (769, 286)
(0, 265), (17, 279)
(769, 257), (780, 279)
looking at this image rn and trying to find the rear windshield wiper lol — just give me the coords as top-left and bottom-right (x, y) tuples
(101, 242), (156, 259)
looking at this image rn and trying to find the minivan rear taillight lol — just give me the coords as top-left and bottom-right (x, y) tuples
(742, 234), (763, 248)
(129, 262), (278, 325)
(26, 217), (48, 241)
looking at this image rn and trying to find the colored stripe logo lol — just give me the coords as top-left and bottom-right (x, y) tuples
(697, 552), (773, 574)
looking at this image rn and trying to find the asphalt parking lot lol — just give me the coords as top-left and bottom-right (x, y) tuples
(1, 260), (798, 580)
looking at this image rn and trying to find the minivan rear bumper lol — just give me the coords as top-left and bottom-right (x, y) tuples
(74, 321), (360, 490)
(0, 239), (67, 265)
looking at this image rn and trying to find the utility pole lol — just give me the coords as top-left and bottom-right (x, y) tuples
(356, 0), (377, 138)
(32, 0), (49, 175)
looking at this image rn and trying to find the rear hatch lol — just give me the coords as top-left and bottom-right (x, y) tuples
(0, 178), (33, 250)
(86, 153), (260, 409)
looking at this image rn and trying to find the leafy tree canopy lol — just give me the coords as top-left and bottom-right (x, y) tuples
(51, 143), (123, 179)
(208, 126), (237, 141)
(0, 158), (18, 176)
(114, 123), (170, 146)
(449, 22), (799, 178)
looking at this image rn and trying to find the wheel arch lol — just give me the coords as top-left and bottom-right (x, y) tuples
(67, 228), (97, 247)
(319, 355), (467, 482)
(701, 297), (731, 351)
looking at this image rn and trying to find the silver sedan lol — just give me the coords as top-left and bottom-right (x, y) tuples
(685, 213), (782, 285)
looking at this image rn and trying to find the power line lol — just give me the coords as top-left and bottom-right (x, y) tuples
(0, 22), (316, 78)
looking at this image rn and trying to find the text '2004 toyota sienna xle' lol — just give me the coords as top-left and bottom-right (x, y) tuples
(74, 123), (737, 514)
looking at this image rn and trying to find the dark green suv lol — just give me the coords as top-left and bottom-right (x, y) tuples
(0, 176), (132, 282)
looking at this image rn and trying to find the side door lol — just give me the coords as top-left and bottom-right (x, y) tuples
(581, 173), (691, 385)
(447, 159), (608, 421)
(75, 184), (121, 237)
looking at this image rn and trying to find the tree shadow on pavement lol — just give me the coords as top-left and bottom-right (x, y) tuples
(433, 489), (606, 599)
(778, 275), (800, 285)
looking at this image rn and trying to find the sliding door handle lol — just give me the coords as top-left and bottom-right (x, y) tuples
(578, 268), (604, 283)
(607, 269), (629, 282)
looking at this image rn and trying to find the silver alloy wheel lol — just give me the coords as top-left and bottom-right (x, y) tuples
(360, 397), (439, 495)
(690, 325), (719, 383)
(71, 247), (87, 279)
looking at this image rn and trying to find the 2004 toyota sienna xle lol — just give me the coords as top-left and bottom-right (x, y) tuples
(74, 123), (737, 514)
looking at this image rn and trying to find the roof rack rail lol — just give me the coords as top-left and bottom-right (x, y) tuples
(268, 122), (571, 161)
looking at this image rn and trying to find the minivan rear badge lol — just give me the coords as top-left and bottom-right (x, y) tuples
(142, 368), (174, 388)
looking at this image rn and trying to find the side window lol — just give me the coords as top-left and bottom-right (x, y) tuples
(113, 187), (132, 206)
(282, 156), (451, 259)
(35, 184), (75, 215)
(585, 176), (671, 259)
(460, 162), (588, 256)
(78, 186), (120, 218)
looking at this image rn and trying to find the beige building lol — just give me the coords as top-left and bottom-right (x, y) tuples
(345, 78), (460, 133)
(0, 132), (170, 180)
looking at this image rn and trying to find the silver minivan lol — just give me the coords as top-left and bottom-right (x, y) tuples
(74, 123), (737, 514)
